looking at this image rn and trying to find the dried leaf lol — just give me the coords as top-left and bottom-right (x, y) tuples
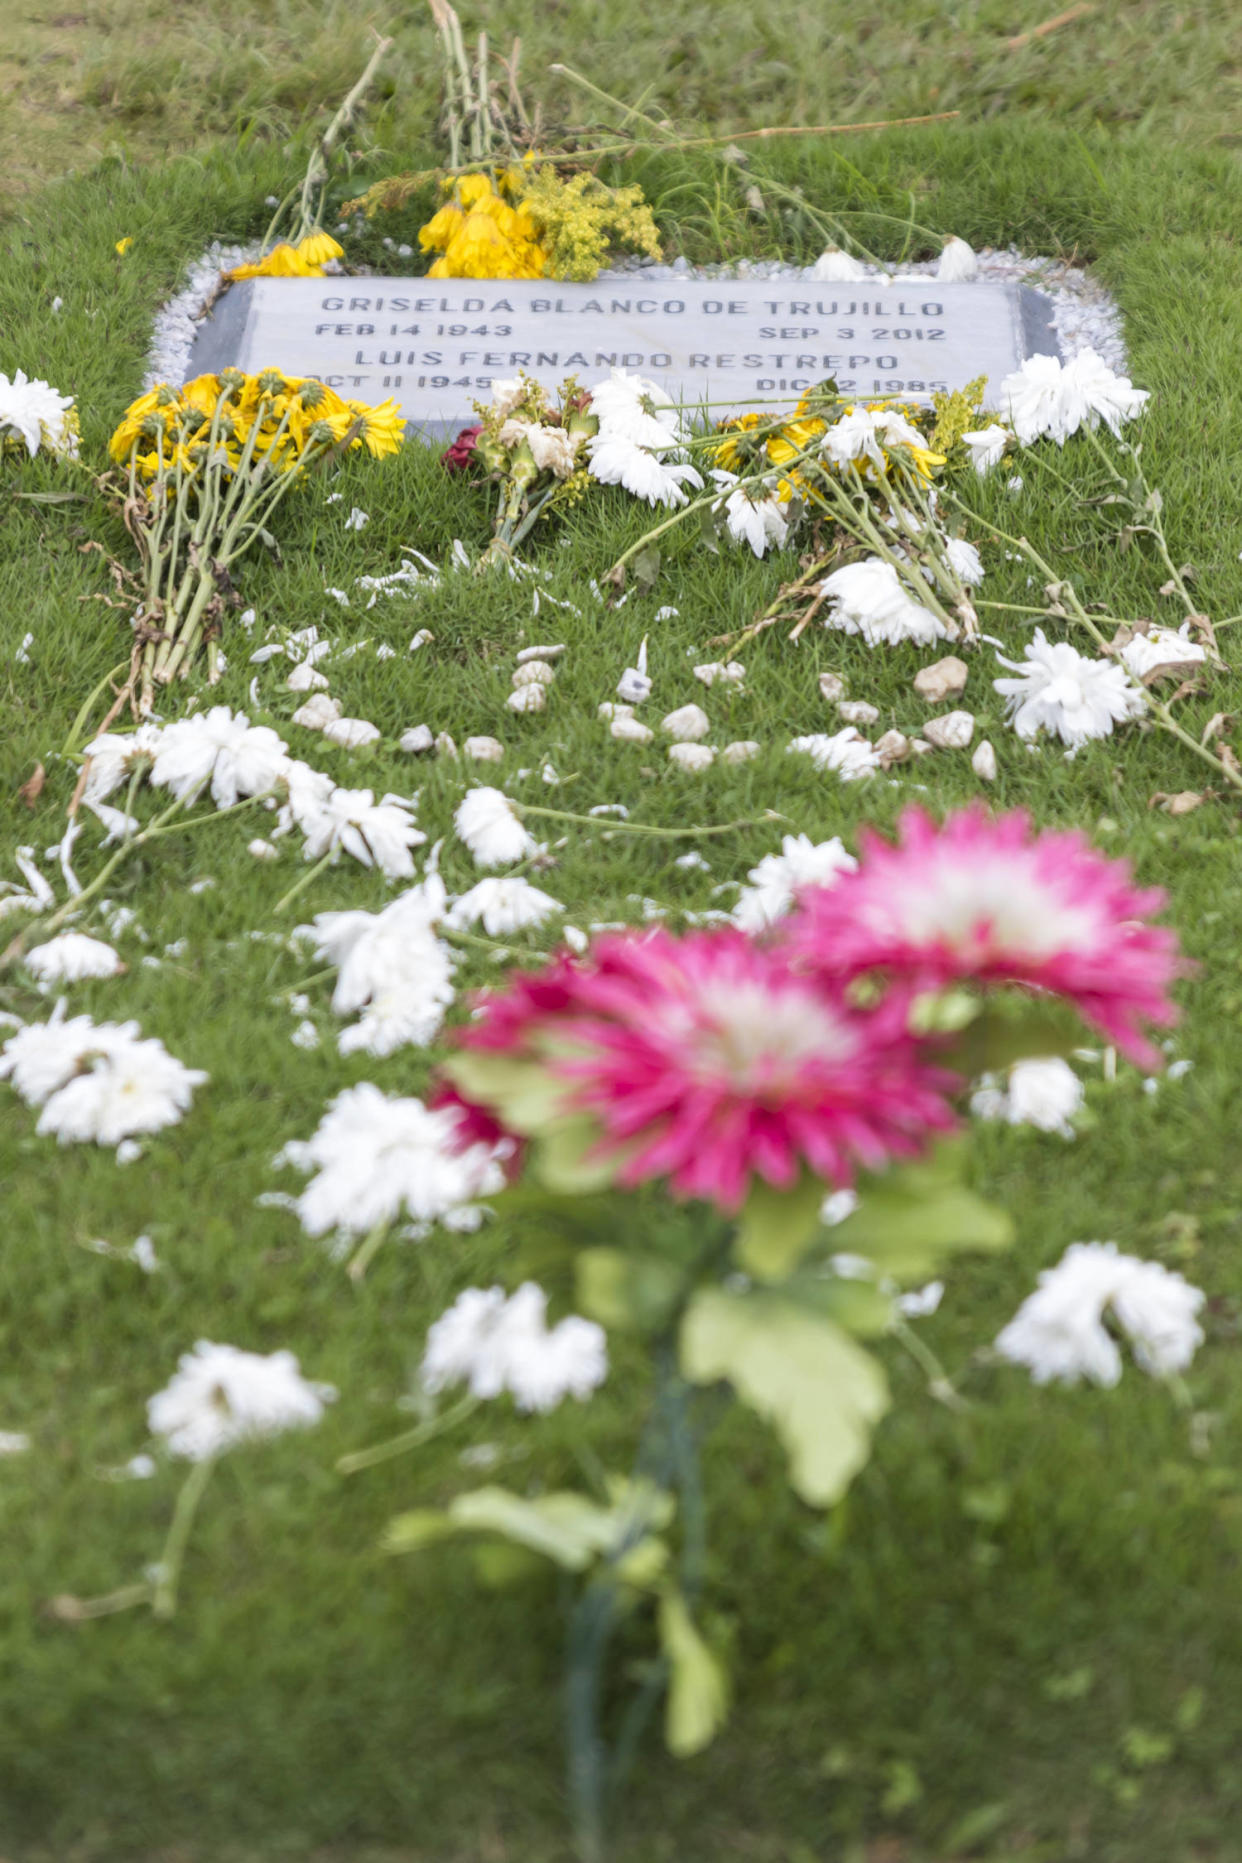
(1201, 712), (1233, 746)
(1149, 790), (1209, 816)
(17, 764), (45, 809)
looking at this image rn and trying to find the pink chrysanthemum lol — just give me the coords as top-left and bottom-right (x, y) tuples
(784, 806), (1182, 1066)
(448, 928), (957, 1210)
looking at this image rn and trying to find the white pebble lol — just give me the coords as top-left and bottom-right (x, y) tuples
(693, 661), (745, 688)
(818, 672), (847, 703)
(913, 656), (969, 703)
(507, 683), (546, 714)
(248, 838), (280, 861)
(399, 725), (435, 754)
(669, 743), (715, 772)
(322, 716), (382, 749)
(291, 693), (343, 732)
(516, 643), (567, 663)
(286, 661), (330, 693)
(465, 736), (506, 763)
(922, 710), (975, 750)
(611, 715), (654, 744)
(972, 739), (998, 781)
(721, 739), (761, 764)
(512, 660), (557, 687)
(661, 703), (711, 743)
(838, 700), (880, 726)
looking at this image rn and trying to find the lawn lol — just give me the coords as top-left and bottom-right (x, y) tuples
(5, 28), (1242, 1863)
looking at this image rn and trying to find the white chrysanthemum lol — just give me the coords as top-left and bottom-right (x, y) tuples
(81, 723), (164, 805)
(1119, 624), (1208, 681)
(971, 1057), (1085, 1138)
(447, 876), (563, 937)
(24, 933), (123, 984)
(283, 1083), (505, 1246)
(0, 370), (78, 457)
(994, 630), (1147, 749)
(995, 1241), (1204, 1387)
(337, 981), (451, 1057)
(422, 1283), (607, 1413)
(998, 349), (1149, 447)
(498, 418), (581, 480)
(300, 787), (426, 879)
(820, 558), (950, 648)
(305, 876), (451, 1017)
(1061, 349), (1151, 437)
(588, 437), (704, 508)
(709, 470), (789, 556)
(454, 787), (536, 868)
(786, 728), (880, 781)
(147, 1341), (336, 1461)
(488, 377), (528, 421)
(936, 236), (978, 281)
(589, 368), (686, 448)
(35, 1031), (207, 1146)
(0, 1007), (138, 1104)
(150, 708), (290, 809)
(810, 247), (869, 281)
(732, 833), (858, 933)
(945, 537), (984, 586)
(962, 423), (1011, 475)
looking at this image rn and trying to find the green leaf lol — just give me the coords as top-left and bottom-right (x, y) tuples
(530, 1116), (618, 1194)
(680, 1287), (888, 1507)
(938, 1001), (1084, 1077)
(828, 1155), (1014, 1280)
(575, 1247), (684, 1332)
(734, 1172), (825, 1282)
(441, 1051), (567, 1136)
(632, 544), (662, 591)
(382, 1509), (460, 1555)
(658, 1589), (730, 1756)
(386, 1482), (673, 1575)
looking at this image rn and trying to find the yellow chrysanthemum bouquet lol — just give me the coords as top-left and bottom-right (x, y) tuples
(108, 369), (404, 712)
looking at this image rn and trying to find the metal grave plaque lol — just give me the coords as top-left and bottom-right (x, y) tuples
(189, 275), (1058, 437)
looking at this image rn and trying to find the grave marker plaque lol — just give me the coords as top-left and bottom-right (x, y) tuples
(189, 275), (1058, 437)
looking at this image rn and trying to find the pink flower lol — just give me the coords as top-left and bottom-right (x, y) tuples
(441, 424), (482, 473)
(447, 929), (957, 1210)
(784, 806), (1182, 1066)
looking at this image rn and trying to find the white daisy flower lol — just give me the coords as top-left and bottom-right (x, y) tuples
(709, 470), (789, 556)
(588, 437), (704, 508)
(945, 537), (984, 585)
(1118, 624), (1208, 681)
(336, 981), (452, 1057)
(35, 1032), (207, 1146)
(446, 876), (563, 937)
(997, 349), (1149, 447)
(150, 708), (290, 809)
(786, 728), (880, 780)
(0, 1007), (138, 1104)
(300, 787), (426, 879)
(422, 1283), (607, 1414)
(995, 1242), (1204, 1387)
(454, 787), (536, 868)
(820, 558), (950, 648)
(0, 370), (78, 457)
(80, 723), (164, 805)
(588, 368), (687, 449)
(731, 833), (858, 933)
(24, 933), (123, 984)
(147, 1341), (336, 1461)
(994, 630), (1147, 749)
(971, 1057), (1085, 1137)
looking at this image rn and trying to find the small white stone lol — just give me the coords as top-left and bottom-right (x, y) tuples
(516, 642), (567, 664)
(399, 725), (435, 754)
(909, 738), (935, 757)
(291, 693), (344, 732)
(922, 710), (975, 750)
(721, 739), (761, 764)
(434, 732), (458, 759)
(409, 629), (434, 652)
(617, 668), (653, 705)
(668, 742), (716, 772)
(513, 660), (557, 687)
(248, 838), (279, 861)
(322, 715), (382, 749)
(818, 671), (847, 704)
(611, 715), (655, 744)
(837, 700), (880, 726)
(875, 729), (912, 765)
(972, 739), (998, 781)
(507, 683), (547, 714)
(913, 655), (969, 703)
(598, 701), (634, 721)
(465, 736), (506, 762)
(286, 661), (330, 693)
(662, 703), (711, 743)
(693, 661), (746, 688)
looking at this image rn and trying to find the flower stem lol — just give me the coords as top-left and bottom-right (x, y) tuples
(336, 1395), (480, 1475)
(272, 850), (337, 916)
(514, 801), (757, 840)
(345, 1218), (391, 1284)
(151, 1456), (216, 1620)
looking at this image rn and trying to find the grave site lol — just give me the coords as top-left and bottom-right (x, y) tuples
(3, 5), (1242, 1861)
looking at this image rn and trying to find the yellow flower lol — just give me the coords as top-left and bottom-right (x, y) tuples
(766, 415), (827, 499)
(712, 412), (767, 472)
(296, 232), (344, 267)
(109, 387), (168, 462)
(326, 397), (406, 458)
(419, 174), (548, 279)
(227, 243), (323, 282)
(115, 237), (134, 256)
(419, 202), (464, 252)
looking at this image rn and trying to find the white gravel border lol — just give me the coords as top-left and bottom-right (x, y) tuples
(144, 239), (1129, 394)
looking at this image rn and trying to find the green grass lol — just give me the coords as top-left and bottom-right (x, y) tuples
(5, 123), (1242, 1863)
(4, 0), (1242, 212)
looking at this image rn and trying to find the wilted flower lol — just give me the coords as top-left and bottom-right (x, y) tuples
(995, 1241), (1204, 1386)
(731, 833), (857, 934)
(422, 1283), (607, 1413)
(994, 631), (1147, 749)
(0, 369), (79, 457)
(820, 559), (950, 648)
(441, 424), (482, 472)
(786, 728), (881, 781)
(147, 1341), (336, 1460)
(447, 877), (563, 937)
(150, 708), (290, 809)
(971, 1056), (1085, 1137)
(24, 933), (123, 984)
(454, 787), (536, 868)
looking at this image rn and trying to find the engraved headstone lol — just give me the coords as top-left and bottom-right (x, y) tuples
(189, 275), (1058, 437)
